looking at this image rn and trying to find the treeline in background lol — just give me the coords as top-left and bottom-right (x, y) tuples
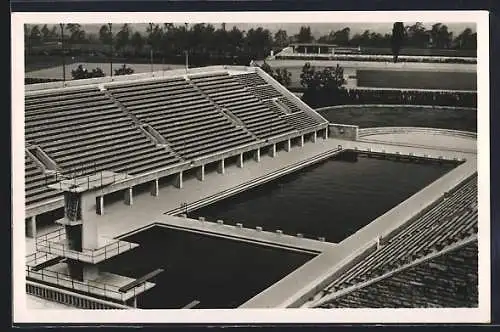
(25, 22), (477, 69)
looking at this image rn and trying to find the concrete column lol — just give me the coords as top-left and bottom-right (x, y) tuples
(26, 215), (37, 238)
(285, 139), (291, 152)
(151, 179), (159, 196)
(218, 159), (225, 174)
(124, 187), (133, 206)
(81, 192), (98, 250)
(82, 264), (99, 281)
(253, 148), (261, 162)
(96, 195), (104, 215)
(269, 144), (277, 157)
(323, 128), (329, 139)
(237, 153), (244, 168)
(196, 165), (205, 181)
(312, 131), (317, 143)
(299, 135), (304, 147)
(133, 297), (138, 308)
(175, 171), (183, 189)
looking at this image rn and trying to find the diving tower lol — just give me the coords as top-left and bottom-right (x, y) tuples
(26, 171), (161, 307)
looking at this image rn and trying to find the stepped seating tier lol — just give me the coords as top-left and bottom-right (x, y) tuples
(25, 155), (61, 206)
(189, 73), (297, 139)
(284, 112), (322, 131)
(233, 72), (324, 128)
(24, 70), (327, 207)
(246, 85), (283, 100)
(278, 97), (302, 113)
(233, 72), (268, 86)
(320, 241), (478, 308)
(25, 88), (181, 181)
(106, 77), (256, 160)
(319, 176), (478, 299)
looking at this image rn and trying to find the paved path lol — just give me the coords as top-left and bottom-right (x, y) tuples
(359, 133), (477, 153)
(260, 59), (477, 73)
(145, 215), (335, 254)
(26, 63), (186, 81)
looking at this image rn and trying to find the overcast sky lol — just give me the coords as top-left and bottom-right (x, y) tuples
(74, 22), (476, 38)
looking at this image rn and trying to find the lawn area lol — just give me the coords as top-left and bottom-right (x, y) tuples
(356, 70), (476, 91)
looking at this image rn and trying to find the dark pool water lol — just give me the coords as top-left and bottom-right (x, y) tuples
(318, 106), (477, 132)
(190, 151), (456, 243)
(101, 226), (313, 309)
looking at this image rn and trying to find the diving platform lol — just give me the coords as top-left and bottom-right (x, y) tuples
(35, 227), (139, 264)
(48, 171), (129, 193)
(26, 252), (64, 271)
(118, 268), (164, 293)
(26, 262), (156, 303)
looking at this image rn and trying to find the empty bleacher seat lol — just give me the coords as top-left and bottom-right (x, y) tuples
(319, 241), (478, 308)
(25, 155), (61, 206)
(189, 73), (296, 140)
(25, 87), (181, 181)
(106, 76), (256, 160)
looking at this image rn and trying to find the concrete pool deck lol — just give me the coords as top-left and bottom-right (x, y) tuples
(25, 131), (477, 309)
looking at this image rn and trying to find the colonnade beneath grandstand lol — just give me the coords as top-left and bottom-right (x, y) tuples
(26, 216), (37, 238)
(25, 128), (330, 237)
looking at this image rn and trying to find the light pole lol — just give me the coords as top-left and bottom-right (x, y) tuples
(59, 23), (66, 83)
(185, 23), (189, 73)
(108, 23), (113, 78)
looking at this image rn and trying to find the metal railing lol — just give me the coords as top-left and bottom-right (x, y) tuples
(35, 227), (138, 264)
(25, 251), (59, 267)
(358, 127), (477, 139)
(26, 267), (148, 303)
(26, 281), (132, 309)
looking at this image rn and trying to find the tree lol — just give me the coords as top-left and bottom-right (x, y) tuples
(260, 61), (274, 75)
(40, 24), (50, 42)
(391, 22), (405, 63)
(130, 31), (145, 56)
(245, 27), (273, 59)
(295, 26), (314, 43)
(227, 26), (244, 53)
(260, 62), (291, 87)
(66, 23), (86, 43)
(114, 64), (134, 76)
(29, 25), (42, 46)
(147, 23), (164, 56)
(300, 62), (346, 107)
(213, 25), (230, 57)
(405, 22), (428, 48)
(115, 24), (130, 52)
(99, 24), (112, 45)
(331, 27), (351, 46)
(274, 68), (292, 87)
(430, 23), (452, 49)
(274, 29), (289, 48)
(453, 28), (477, 50)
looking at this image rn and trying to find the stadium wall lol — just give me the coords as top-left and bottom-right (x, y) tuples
(316, 104), (477, 112)
(328, 123), (359, 140)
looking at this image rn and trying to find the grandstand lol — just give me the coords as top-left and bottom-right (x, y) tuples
(24, 65), (328, 234)
(22, 64), (478, 311)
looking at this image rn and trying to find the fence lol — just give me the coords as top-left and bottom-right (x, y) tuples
(26, 280), (132, 309)
(26, 267), (147, 303)
(358, 127), (477, 139)
(35, 227), (138, 264)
